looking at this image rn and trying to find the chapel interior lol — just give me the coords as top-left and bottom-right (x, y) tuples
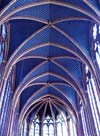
(0, 0), (100, 136)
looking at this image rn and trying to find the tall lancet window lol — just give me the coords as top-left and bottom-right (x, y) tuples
(56, 115), (63, 136)
(92, 24), (100, 69)
(34, 117), (40, 136)
(0, 24), (6, 64)
(0, 68), (15, 135)
(56, 113), (69, 136)
(43, 116), (54, 136)
(80, 101), (89, 136)
(29, 116), (40, 136)
(67, 116), (77, 136)
(85, 65), (100, 136)
(29, 112), (77, 136)
(0, 23), (7, 109)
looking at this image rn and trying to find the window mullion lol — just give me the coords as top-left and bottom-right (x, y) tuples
(87, 82), (100, 136)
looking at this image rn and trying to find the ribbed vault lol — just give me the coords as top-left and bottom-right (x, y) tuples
(0, 0), (100, 135)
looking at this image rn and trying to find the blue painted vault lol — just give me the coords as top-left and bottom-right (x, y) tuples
(0, 0), (100, 121)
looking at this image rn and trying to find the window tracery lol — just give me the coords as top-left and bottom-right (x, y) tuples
(27, 112), (77, 136)
(43, 116), (54, 136)
(29, 116), (40, 136)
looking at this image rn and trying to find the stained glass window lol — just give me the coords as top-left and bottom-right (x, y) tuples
(43, 116), (54, 136)
(67, 117), (77, 136)
(85, 65), (100, 136)
(28, 113), (77, 136)
(92, 24), (100, 69)
(80, 101), (89, 136)
(29, 116), (40, 136)
(0, 23), (7, 109)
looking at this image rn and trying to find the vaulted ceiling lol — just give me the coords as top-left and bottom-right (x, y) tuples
(0, 0), (100, 123)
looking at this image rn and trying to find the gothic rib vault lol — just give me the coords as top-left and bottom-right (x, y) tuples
(0, 0), (100, 136)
